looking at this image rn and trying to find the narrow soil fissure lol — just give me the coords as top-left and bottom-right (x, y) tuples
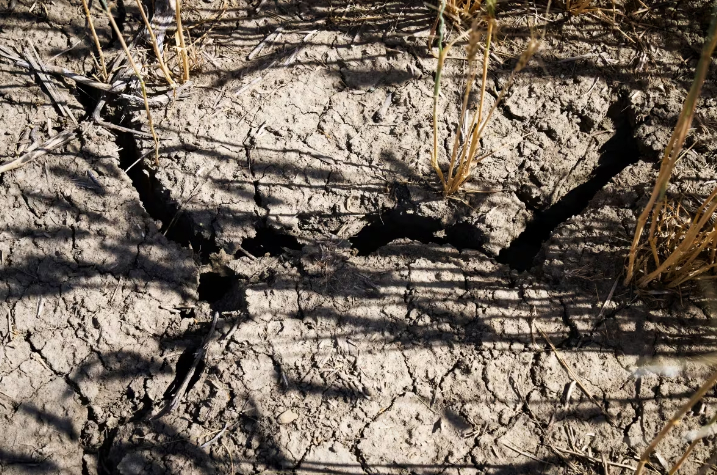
(114, 128), (220, 264)
(497, 102), (642, 271)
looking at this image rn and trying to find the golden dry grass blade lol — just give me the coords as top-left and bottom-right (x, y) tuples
(625, 5), (717, 284)
(449, 18), (493, 194)
(175, 0), (190, 83)
(635, 369), (717, 475)
(80, 0), (107, 80)
(431, 0), (448, 189)
(667, 227), (717, 287)
(670, 439), (702, 475)
(430, 0), (539, 197)
(638, 190), (717, 286)
(447, 24), (479, 170)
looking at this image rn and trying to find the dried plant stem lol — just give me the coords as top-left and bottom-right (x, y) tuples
(535, 324), (610, 420)
(446, 18), (490, 185)
(625, 4), (717, 285)
(431, 0), (537, 197)
(175, 0), (190, 83)
(0, 46), (126, 92)
(431, 0), (448, 186)
(445, 37), (539, 195)
(0, 127), (77, 174)
(635, 369), (717, 475)
(101, 2), (160, 166)
(80, 0), (107, 80)
(134, 0), (175, 86)
(449, 19), (493, 194)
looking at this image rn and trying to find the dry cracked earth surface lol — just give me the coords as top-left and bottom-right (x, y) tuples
(2, 1), (717, 474)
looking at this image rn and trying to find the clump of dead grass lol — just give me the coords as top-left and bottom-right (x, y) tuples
(430, 0), (539, 196)
(624, 4), (717, 290)
(629, 194), (717, 289)
(441, 0), (485, 29)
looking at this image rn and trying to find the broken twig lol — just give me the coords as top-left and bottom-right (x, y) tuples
(501, 441), (552, 465)
(150, 312), (219, 420)
(200, 422), (229, 448)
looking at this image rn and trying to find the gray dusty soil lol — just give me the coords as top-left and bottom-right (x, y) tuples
(2, 1), (717, 474)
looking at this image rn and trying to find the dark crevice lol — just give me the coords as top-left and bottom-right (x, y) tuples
(79, 50), (220, 264)
(497, 101), (642, 271)
(349, 209), (487, 256)
(75, 83), (99, 121)
(253, 180), (263, 207)
(350, 210), (443, 254)
(559, 299), (582, 348)
(96, 426), (119, 475)
(198, 271), (234, 303)
(240, 226), (303, 258)
(129, 394), (154, 422)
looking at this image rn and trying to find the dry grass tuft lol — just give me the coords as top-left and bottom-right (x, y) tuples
(99, 1), (161, 165)
(431, 0), (539, 196)
(562, 0), (598, 16)
(135, 0), (175, 86)
(79, 0), (195, 166)
(625, 4), (717, 289)
(441, 0), (485, 29)
(629, 194), (717, 289)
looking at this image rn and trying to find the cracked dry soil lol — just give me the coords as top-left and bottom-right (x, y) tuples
(2, 1), (717, 474)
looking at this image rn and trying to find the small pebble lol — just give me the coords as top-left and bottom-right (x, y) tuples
(277, 409), (298, 425)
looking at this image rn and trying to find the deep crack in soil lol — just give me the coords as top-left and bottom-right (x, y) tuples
(115, 127), (220, 264)
(498, 101), (642, 271)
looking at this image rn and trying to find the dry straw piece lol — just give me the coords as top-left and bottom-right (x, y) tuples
(175, 0), (191, 83)
(98, 0), (161, 165)
(134, 0), (175, 86)
(631, 194), (717, 288)
(80, 0), (107, 80)
(439, 0), (485, 30)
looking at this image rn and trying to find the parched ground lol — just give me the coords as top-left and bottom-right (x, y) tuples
(2, 1), (717, 474)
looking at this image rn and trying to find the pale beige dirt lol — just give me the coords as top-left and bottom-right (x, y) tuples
(1, 1), (717, 474)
